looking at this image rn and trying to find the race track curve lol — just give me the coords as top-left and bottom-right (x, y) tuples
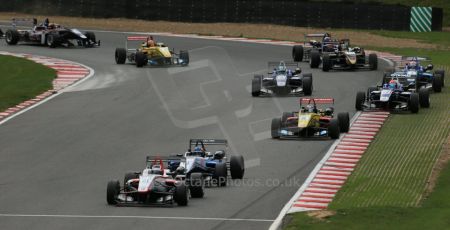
(0, 31), (388, 230)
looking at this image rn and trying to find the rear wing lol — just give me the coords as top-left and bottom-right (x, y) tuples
(300, 98), (334, 106)
(145, 155), (184, 167)
(12, 18), (37, 28)
(125, 36), (148, 50)
(395, 56), (432, 69)
(189, 139), (228, 147)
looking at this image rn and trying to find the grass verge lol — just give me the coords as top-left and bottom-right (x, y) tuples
(0, 55), (56, 112)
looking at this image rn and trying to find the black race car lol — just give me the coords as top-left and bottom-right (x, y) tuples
(252, 61), (313, 97)
(4, 18), (99, 48)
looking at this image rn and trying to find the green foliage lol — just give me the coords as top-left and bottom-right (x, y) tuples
(0, 55), (55, 112)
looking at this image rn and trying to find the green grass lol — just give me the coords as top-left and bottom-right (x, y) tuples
(370, 31), (450, 48)
(0, 55), (56, 112)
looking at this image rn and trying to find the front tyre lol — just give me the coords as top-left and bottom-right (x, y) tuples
(106, 180), (120, 205)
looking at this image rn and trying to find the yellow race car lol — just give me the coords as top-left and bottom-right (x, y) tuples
(271, 98), (349, 139)
(115, 36), (189, 67)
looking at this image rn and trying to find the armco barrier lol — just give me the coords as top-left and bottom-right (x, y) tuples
(0, 0), (443, 31)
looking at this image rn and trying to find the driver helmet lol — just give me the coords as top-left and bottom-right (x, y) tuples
(295, 67), (301, 74)
(306, 104), (315, 113)
(409, 61), (417, 69)
(388, 79), (397, 89)
(150, 166), (163, 175)
(176, 166), (185, 174)
(323, 37), (331, 42)
(193, 146), (204, 156)
(325, 107), (334, 116)
(48, 23), (55, 29)
(277, 65), (286, 73)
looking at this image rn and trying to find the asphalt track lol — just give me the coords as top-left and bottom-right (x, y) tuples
(0, 31), (388, 230)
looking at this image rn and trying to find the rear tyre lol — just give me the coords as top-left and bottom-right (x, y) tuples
(409, 93), (419, 113)
(230, 155), (245, 179)
(322, 54), (331, 72)
(179, 50), (189, 66)
(292, 45), (304, 62)
(368, 53), (378, 70)
(174, 183), (188, 206)
(337, 112), (350, 133)
(355, 91), (366, 111)
(135, 52), (147, 68)
(214, 163), (227, 187)
(328, 118), (340, 139)
(189, 172), (204, 198)
(106, 180), (120, 205)
(435, 69), (445, 86)
(5, 29), (19, 45)
(251, 75), (262, 97)
(310, 50), (320, 68)
(271, 118), (281, 139)
(432, 74), (443, 93)
(302, 74), (313, 96)
(115, 48), (127, 64)
(419, 88), (430, 108)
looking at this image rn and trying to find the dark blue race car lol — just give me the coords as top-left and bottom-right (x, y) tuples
(167, 139), (245, 189)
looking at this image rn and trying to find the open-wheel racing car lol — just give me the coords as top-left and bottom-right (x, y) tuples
(383, 57), (445, 93)
(4, 18), (99, 48)
(319, 39), (377, 72)
(106, 157), (190, 207)
(355, 78), (425, 113)
(292, 33), (332, 63)
(252, 61), (313, 97)
(271, 98), (349, 140)
(115, 36), (189, 67)
(167, 139), (245, 188)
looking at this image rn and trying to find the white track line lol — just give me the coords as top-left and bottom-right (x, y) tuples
(0, 214), (273, 222)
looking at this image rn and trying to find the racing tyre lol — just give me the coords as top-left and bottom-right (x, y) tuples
(337, 112), (350, 133)
(46, 34), (59, 48)
(302, 74), (313, 96)
(251, 75), (262, 97)
(5, 29), (19, 45)
(174, 183), (188, 206)
(271, 118), (281, 139)
(328, 118), (340, 139)
(432, 74), (443, 93)
(322, 54), (331, 72)
(367, 86), (378, 98)
(84, 31), (96, 43)
(368, 53), (378, 70)
(123, 172), (139, 187)
(230, 155), (245, 179)
(419, 88), (430, 108)
(435, 69), (445, 86)
(106, 180), (120, 205)
(409, 93), (419, 113)
(115, 48), (127, 64)
(179, 50), (189, 66)
(214, 163), (227, 187)
(310, 50), (320, 68)
(292, 45), (304, 62)
(355, 91), (366, 111)
(135, 52), (147, 68)
(189, 172), (204, 198)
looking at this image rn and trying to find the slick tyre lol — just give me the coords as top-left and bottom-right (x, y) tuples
(337, 112), (350, 133)
(189, 172), (204, 198)
(409, 93), (419, 113)
(251, 75), (262, 97)
(214, 163), (228, 187)
(322, 54), (331, 72)
(106, 180), (120, 205)
(328, 118), (340, 139)
(174, 183), (188, 206)
(230, 155), (245, 179)
(432, 75), (443, 93)
(418, 87), (430, 108)
(355, 91), (366, 111)
(310, 50), (320, 68)
(115, 48), (127, 64)
(292, 45), (304, 62)
(5, 29), (19, 45)
(369, 53), (378, 70)
(271, 118), (281, 139)
(302, 74), (313, 96)
(135, 52), (147, 67)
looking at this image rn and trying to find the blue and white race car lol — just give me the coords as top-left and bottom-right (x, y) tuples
(383, 57), (445, 93)
(167, 139), (245, 189)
